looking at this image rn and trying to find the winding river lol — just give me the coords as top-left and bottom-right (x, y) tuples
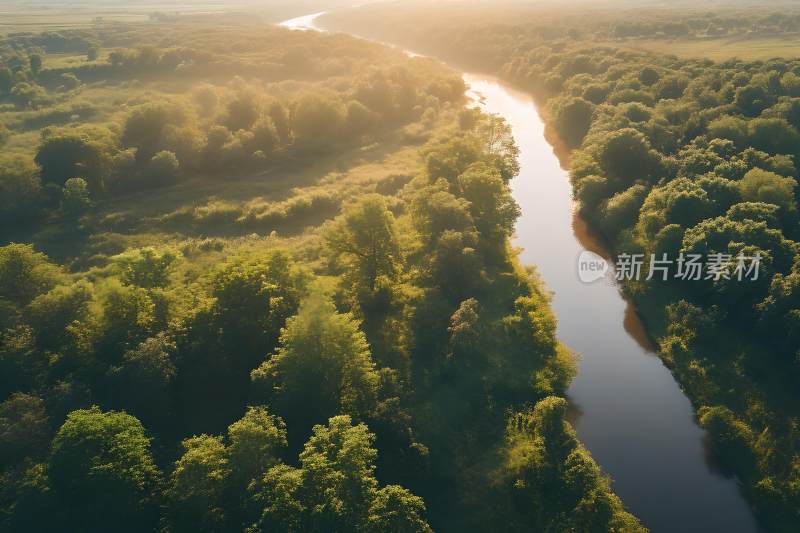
(280, 12), (761, 533)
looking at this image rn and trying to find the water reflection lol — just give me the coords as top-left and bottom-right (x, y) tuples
(278, 12), (761, 532)
(570, 211), (655, 353)
(464, 72), (760, 533)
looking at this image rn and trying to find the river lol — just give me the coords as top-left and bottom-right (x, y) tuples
(279, 12), (761, 533)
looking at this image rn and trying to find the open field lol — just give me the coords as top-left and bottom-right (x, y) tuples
(0, 1), (340, 32)
(601, 35), (800, 61)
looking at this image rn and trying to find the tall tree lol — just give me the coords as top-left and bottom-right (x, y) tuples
(227, 405), (287, 491)
(457, 162), (520, 258)
(0, 244), (62, 308)
(251, 294), (380, 439)
(326, 194), (401, 294)
(48, 407), (162, 532)
(34, 133), (112, 192)
(167, 435), (230, 533)
(249, 416), (432, 533)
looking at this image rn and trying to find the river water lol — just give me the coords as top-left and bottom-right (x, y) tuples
(280, 12), (761, 533)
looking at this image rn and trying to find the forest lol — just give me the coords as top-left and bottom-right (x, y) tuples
(5, 0), (800, 532)
(0, 9), (643, 533)
(324, 2), (800, 532)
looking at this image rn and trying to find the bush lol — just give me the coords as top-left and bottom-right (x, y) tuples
(59, 73), (81, 91)
(61, 177), (91, 216)
(149, 150), (180, 185)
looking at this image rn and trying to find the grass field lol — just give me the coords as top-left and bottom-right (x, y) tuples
(0, 1), (335, 32)
(16, 117), (440, 273)
(601, 35), (800, 61)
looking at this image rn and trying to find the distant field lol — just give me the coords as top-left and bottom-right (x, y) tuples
(0, 10), (147, 31)
(0, 1), (323, 32)
(0, 2), (227, 29)
(602, 35), (800, 61)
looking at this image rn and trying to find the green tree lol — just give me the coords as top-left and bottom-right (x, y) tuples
(149, 150), (180, 184)
(122, 102), (189, 162)
(227, 406), (287, 490)
(26, 280), (92, 351)
(735, 83), (775, 116)
(35, 133), (111, 192)
(424, 137), (482, 184)
(707, 115), (748, 147)
(0, 67), (13, 94)
(597, 128), (662, 189)
(326, 195), (401, 293)
(174, 253), (306, 435)
(249, 415), (375, 532)
(292, 94), (345, 151)
(575, 175), (609, 212)
(447, 297), (483, 366)
(91, 278), (156, 362)
(49, 407), (162, 532)
(114, 247), (177, 289)
(698, 406), (757, 475)
(61, 177), (91, 216)
(0, 393), (49, 467)
(268, 101), (292, 145)
(366, 485), (433, 533)
(252, 117), (280, 153)
(251, 294), (379, 436)
(167, 435), (230, 533)
(727, 202), (781, 227)
(249, 415), (431, 533)
(0, 157), (41, 224)
(249, 463), (305, 531)
(739, 168), (797, 210)
(501, 398), (645, 532)
(551, 96), (594, 148)
(429, 229), (483, 299)
(638, 66), (661, 86)
(9, 82), (47, 109)
(29, 54), (42, 76)
(225, 92), (261, 131)
(478, 115), (520, 182)
(106, 334), (176, 429)
(297, 416), (377, 528)
(211, 252), (307, 364)
(0, 244), (62, 307)
(747, 118), (800, 156)
(602, 184), (648, 239)
(59, 72), (81, 91)
(409, 181), (476, 247)
(457, 162), (520, 254)
(0, 461), (54, 531)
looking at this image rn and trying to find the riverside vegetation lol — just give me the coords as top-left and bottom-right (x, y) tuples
(324, 2), (800, 532)
(0, 16), (643, 533)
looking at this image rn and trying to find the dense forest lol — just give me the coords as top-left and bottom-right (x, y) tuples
(325, 3), (800, 532)
(0, 14), (644, 533)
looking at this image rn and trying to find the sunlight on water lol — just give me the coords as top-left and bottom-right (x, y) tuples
(278, 11), (327, 31)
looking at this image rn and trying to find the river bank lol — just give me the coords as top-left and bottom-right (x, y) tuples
(284, 11), (763, 532)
